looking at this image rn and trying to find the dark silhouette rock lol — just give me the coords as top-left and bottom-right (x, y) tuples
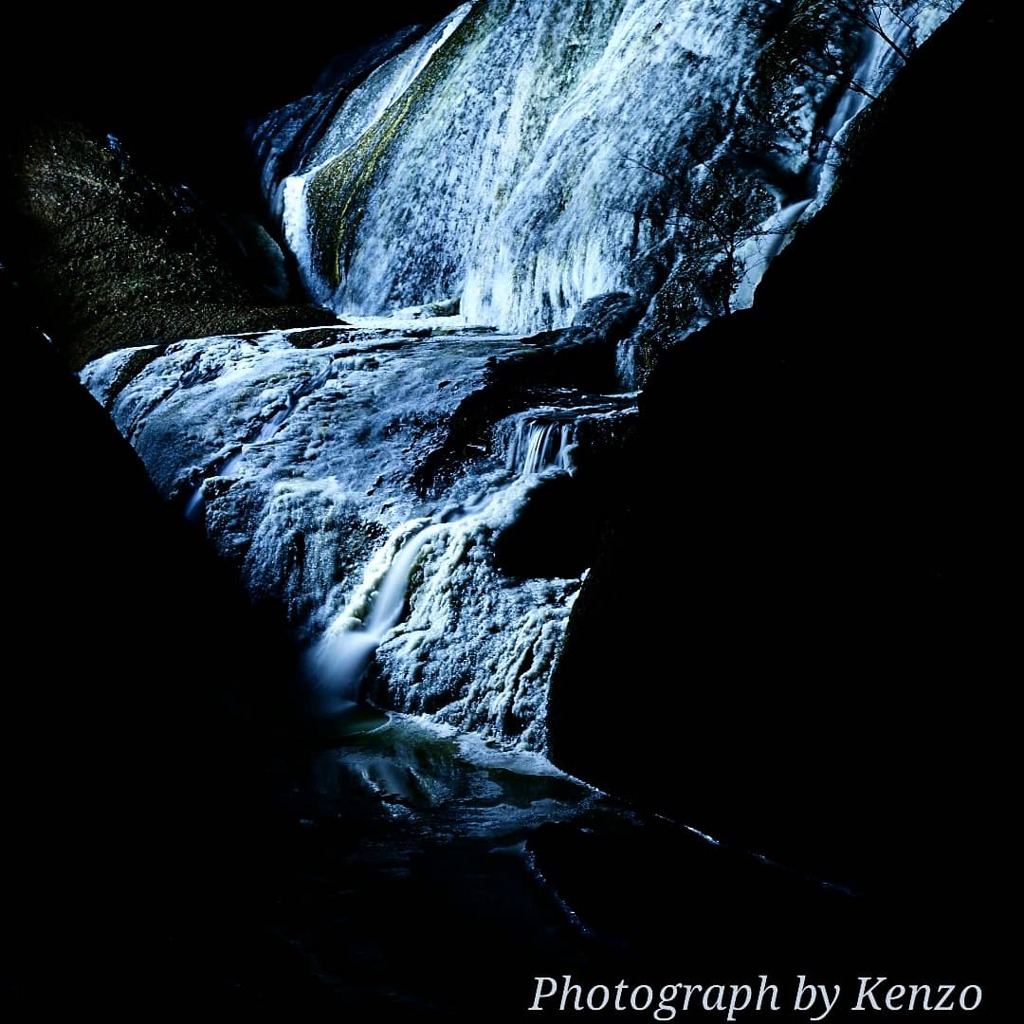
(2, 274), (308, 1008)
(549, 0), (1009, 964)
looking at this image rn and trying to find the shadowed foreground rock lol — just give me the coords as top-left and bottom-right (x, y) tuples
(2, 276), (309, 1007)
(549, 0), (1009, 968)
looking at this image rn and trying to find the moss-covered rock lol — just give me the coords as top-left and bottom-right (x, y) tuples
(3, 121), (337, 370)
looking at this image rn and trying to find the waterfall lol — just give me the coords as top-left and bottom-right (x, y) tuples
(255, 1), (960, 340)
(503, 415), (576, 478)
(80, 0), (962, 754)
(261, 5), (477, 305)
(257, 0), (777, 331)
(307, 389), (614, 737)
(311, 514), (442, 706)
(83, 322), (631, 750)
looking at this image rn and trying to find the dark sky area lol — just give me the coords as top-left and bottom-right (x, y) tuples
(6, 4), (464, 209)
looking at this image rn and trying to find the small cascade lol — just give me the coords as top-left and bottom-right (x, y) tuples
(505, 416), (576, 479)
(615, 338), (638, 392)
(730, 198), (814, 313)
(307, 394), (634, 726)
(310, 497), (488, 707)
(309, 407), (595, 721)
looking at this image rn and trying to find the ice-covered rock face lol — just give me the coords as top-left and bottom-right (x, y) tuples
(254, 0), (959, 349)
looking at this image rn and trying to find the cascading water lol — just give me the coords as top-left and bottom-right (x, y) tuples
(253, 0), (959, 387)
(81, 0), (961, 755)
(311, 484), (540, 712)
(303, 360), (633, 743)
(805, 1), (958, 217)
(503, 414), (576, 478)
(82, 317), (632, 749)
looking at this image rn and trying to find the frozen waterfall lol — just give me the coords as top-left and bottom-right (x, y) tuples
(81, 0), (962, 754)
(254, 0), (960, 338)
